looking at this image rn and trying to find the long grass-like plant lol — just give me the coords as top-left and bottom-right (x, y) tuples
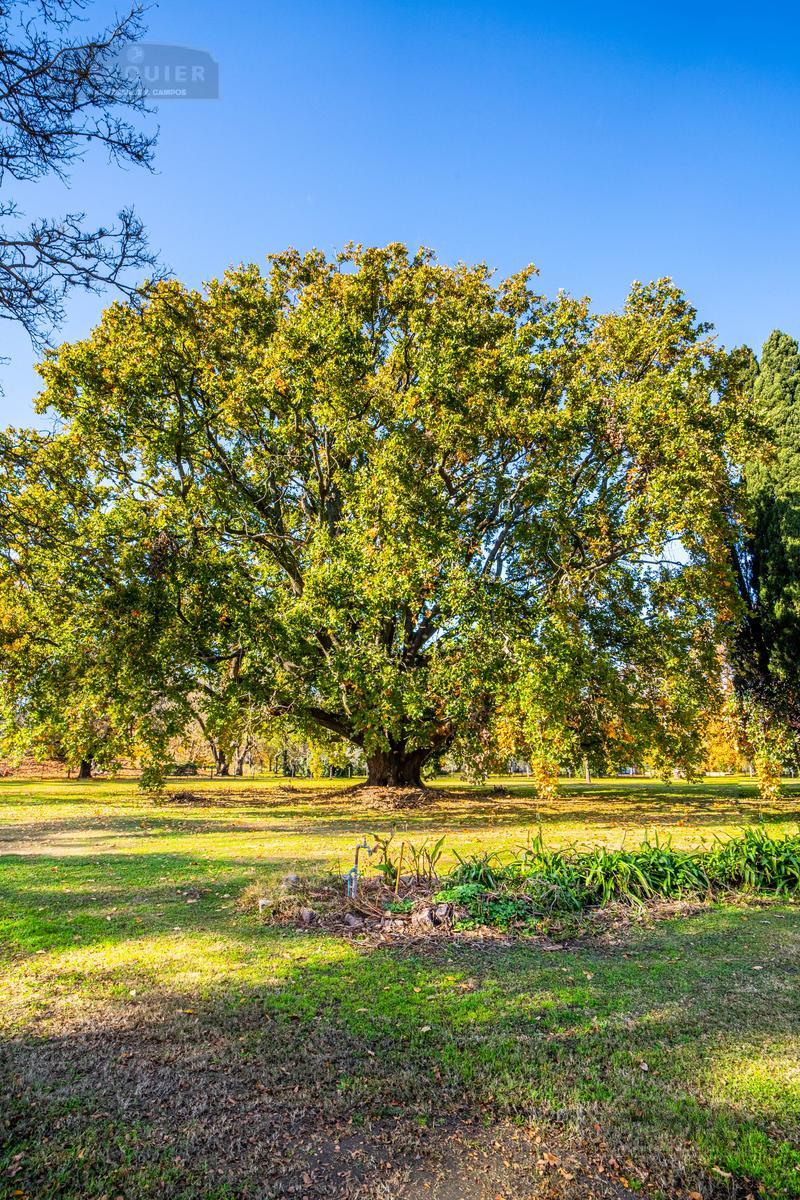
(434, 828), (800, 928)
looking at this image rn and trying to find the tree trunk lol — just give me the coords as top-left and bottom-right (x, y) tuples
(232, 738), (252, 777)
(582, 756), (591, 784)
(364, 748), (429, 788)
(203, 733), (228, 777)
(77, 758), (93, 780)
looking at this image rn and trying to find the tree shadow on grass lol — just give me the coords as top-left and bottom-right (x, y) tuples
(0, 851), (334, 960)
(3, 804), (799, 861)
(0, 813), (343, 845)
(1, 901), (799, 1199)
(4, 778), (800, 855)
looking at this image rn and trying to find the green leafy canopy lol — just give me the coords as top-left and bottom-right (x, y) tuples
(0, 244), (756, 783)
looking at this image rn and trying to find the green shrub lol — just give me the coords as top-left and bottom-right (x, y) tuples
(384, 897), (414, 913)
(579, 840), (711, 905)
(433, 882), (537, 930)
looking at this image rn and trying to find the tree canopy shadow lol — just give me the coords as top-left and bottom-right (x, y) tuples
(2, 907), (799, 1199)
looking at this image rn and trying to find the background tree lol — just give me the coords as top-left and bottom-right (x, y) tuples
(1, 428), (278, 780)
(0, 428), (145, 776)
(494, 593), (726, 791)
(4, 246), (753, 790)
(0, 0), (156, 346)
(731, 331), (800, 794)
(702, 686), (748, 776)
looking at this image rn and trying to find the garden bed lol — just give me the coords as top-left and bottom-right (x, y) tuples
(243, 827), (800, 943)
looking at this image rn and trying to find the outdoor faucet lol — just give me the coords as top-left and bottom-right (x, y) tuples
(345, 837), (373, 899)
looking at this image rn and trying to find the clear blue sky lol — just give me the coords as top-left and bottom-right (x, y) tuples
(3, 0), (800, 425)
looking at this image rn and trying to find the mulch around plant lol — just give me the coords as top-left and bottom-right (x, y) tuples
(244, 871), (729, 953)
(344, 784), (514, 810)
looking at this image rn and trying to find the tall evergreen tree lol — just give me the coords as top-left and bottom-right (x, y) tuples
(732, 331), (800, 779)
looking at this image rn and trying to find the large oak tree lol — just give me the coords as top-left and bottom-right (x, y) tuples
(1, 246), (752, 786)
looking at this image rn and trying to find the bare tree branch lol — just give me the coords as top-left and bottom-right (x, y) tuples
(0, 0), (159, 345)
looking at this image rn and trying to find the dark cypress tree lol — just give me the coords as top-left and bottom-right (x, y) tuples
(732, 331), (800, 741)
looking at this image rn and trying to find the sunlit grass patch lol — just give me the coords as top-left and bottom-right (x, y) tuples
(2, 776), (800, 1198)
(706, 1043), (800, 1126)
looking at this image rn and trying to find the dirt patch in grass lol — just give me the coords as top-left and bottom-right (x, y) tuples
(157, 783), (451, 811)
(155, 781), (474, 813)
(349, 784), (435, 810)
(1, 990), (731, 1200)
(160, 785), (304, 807)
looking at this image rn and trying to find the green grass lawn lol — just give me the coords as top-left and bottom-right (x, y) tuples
(1, 775), (799, 1199)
